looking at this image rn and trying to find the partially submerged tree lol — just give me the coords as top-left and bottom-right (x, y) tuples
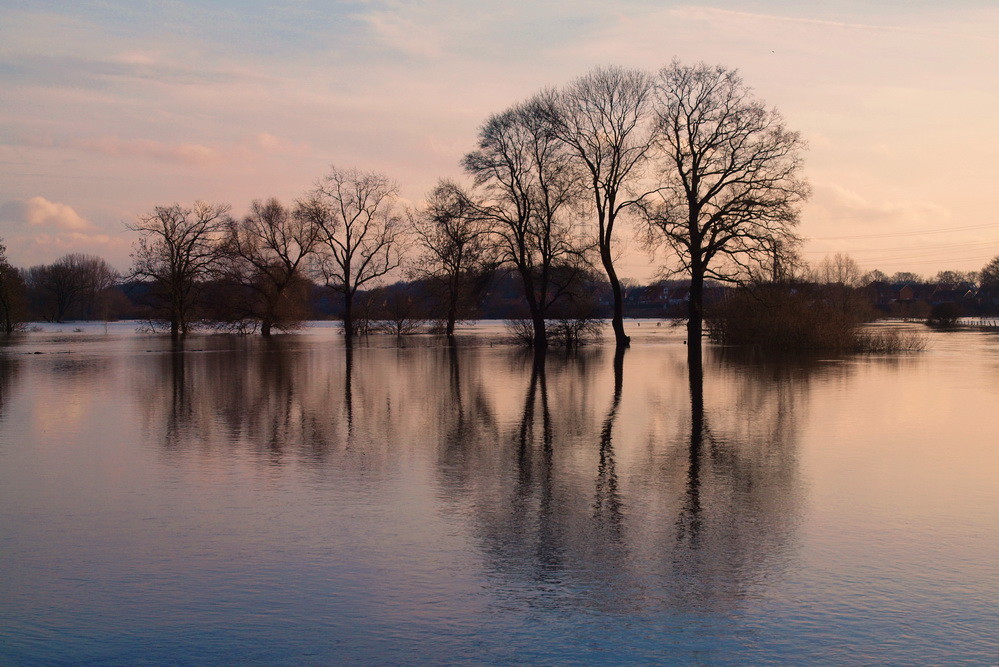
(307, 166), (405, 338)
(225, 198), (322, 335)
(0, 241), (26, 333)
(546, 66), (656, 348)
(464, 98), (590, 350)
(644, 61), (809, 359)
(410, 180), (491, 337)
(368, 282), (430, 335)
(127, 202), (231, 338)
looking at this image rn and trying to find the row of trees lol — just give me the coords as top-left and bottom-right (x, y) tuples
(0, 246), (121, 331)
(461, 61), (808, 354)
(117, 60), (808, 354)
(3, 60), (996, 351)
(126, 168), (406, 340)
(811, 253), (987, 289)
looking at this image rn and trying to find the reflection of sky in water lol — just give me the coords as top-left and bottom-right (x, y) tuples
(0, 322), (996, 663)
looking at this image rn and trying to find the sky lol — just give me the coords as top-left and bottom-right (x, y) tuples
(1, 0), (997, 280)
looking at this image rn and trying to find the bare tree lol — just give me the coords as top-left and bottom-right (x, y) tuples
(76, 255), (119, 321)
(981, 256), (999, 291)
(225, 198), (322, 336)
(933, 270), (977, 287)
(369, 283), (430, 336)
(815, 253), (862, 286)
(644, 61), (809, 358)
(0, 241), (26, 333)
(307, 166), (405, 338)
(546, 66), (657, 348)
(890, 271), (922, 284)
(861, 269), (889, 285)
(24, 253), (117, 322)
(25, 257), (82, 323)
(127, 202), (231, 338)
(464, 98), (589, 350)
(410, 180), (491, 337)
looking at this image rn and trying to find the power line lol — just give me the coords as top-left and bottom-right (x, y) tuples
(803, 239), (998, 254)
(809, 220), (999, 240)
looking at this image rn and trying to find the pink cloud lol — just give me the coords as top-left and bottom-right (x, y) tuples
(0, 196), (93, 231)
(15, 133), (314, 166)
(67, 136), (222, 165)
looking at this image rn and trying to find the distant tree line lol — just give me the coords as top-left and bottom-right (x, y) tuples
(1, 236), (997, 339)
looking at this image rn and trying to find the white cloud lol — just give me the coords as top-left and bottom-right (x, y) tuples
(0, 196), (92, 231)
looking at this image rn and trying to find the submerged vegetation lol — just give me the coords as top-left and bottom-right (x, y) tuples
(707, 284), (925, 353)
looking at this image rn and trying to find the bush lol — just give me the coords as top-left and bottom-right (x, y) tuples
(928, 302), (962, 326)
(707, 284), (924, 353)
(505, 317), (604, 348)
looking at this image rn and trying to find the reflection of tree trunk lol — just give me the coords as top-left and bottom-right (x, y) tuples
(516, 351), (552, 485)
(448, 344), (463, 417)
(678, 352), (704, 545)
(445, 274), (459, 338)
(595, 346), (625, 537)
(167, 338), (187, 444)
(261, 338), (292, 457)
(517, 353), (540, 486)
(535, 353), (560, 572)
(343, 339), (354, 433)
(516, 349), (559, 573)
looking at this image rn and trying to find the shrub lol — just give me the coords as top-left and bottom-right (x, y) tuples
(707, 284), (924, 353)
(928, 302), (962, 326)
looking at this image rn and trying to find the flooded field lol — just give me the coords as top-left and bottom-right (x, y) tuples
(1, 321), (996, 663)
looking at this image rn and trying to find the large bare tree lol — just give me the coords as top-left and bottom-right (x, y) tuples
(464, 98), (589, 350)
(410, 180), (491, 338)
(225, 198), (322, 336)
(307, 166), (405, 338)
(128, 202), (231, 338)
(644, 61), (809, 358)
(546, 66), (657, 348)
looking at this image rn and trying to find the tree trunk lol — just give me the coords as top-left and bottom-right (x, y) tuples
(687, 269), (704, 363)
(445, 292), (457, 338)
(343, 291), (353, 339)
(532, 311), (548, 350)
(601, 245), (630, 348)
(261, 318), (273, 337)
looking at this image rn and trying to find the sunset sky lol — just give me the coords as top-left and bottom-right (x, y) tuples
(2, 0), (996, 280)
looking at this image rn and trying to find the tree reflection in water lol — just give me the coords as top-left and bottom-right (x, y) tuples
(138, 336), (817, 615)
(0, 352), (19, 423)
(594, 346), (625, 542)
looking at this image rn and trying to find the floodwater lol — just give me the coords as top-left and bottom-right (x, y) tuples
(1, 321), (996, 664)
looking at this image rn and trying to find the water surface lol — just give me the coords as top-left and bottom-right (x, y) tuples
(1, 321), (996, 663)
